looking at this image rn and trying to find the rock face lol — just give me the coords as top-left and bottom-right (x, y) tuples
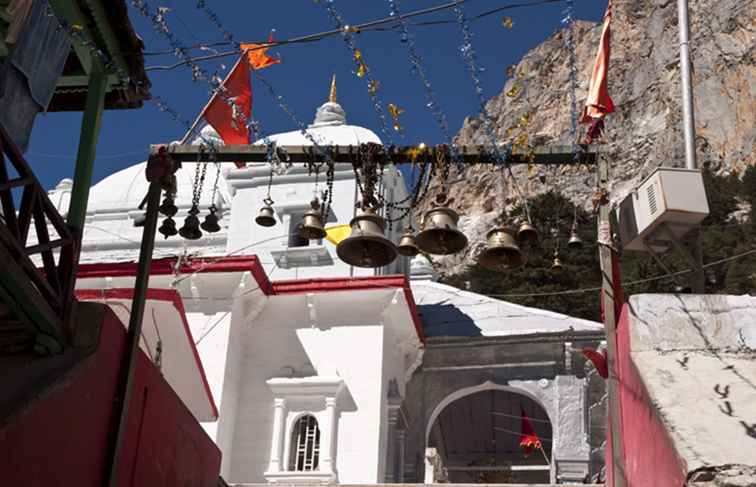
(419, 0), (755, 274)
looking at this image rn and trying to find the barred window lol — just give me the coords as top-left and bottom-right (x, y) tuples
(289, 415), (320, 471)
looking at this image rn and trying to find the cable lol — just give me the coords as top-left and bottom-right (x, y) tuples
(144, 0), (571, 72)
(483, 247), (756, 298)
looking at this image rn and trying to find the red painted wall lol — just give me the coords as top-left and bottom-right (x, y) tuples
(0, 304), (221, 486)
(605, 303), (687, 487)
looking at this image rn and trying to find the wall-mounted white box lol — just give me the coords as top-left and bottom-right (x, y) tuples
(616, 168), (709, 252)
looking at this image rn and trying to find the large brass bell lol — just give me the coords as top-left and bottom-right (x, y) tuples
(299, 199), (327, 240)
(337, 208), (398, 268)
(158, 217), (178, 239)
(255, 199), (276, 227)
(567, 225), (583, 250)
(551, 251), (563, 273)
(478, 227), (527, 270)
(397, 229), (419, 257)
(200, 206), (221, 233)
(179, 209), (202, 240)
(158, 196), (178, 217)
(416, 201), (467, 255)
(517, 220), (539, 246)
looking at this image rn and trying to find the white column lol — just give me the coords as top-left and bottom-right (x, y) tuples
(385, 405), (401, 482)
(320, 396), (339, 475)
(266, 398), (287, 474)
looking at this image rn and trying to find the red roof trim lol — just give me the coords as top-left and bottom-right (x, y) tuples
(271, 275), (425, 343)
(77, 255), (273, 295)
(76, 287), (219, 419)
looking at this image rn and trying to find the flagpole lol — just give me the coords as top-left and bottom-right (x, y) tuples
(538, 444), (551, 466)
(178, 53), (246, 145)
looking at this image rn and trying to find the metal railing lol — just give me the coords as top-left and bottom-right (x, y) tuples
(0, 126), (76, 354)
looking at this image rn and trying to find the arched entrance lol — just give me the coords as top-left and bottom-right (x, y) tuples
(427, 387), (552, 484)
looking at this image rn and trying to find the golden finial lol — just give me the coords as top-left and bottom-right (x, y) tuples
(329, 73), (337, 103)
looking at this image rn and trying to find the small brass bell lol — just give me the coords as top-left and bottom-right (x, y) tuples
(300, 199), (327, 240)
(416, 199), (467, 255)
(200, 206), (221, 233)
(397, 229), (419, 257)
(337, 208), (398, 268)
(517, 220), (539, 246)
(551, 251), (563, 273)
(478, 227), (527, 270)
(158, 197), (178, 217)
(255, 199), (276, 227)
(158, 217), (178, 239)
(567, 224), (583, 250)
(179, 209), (202, 240)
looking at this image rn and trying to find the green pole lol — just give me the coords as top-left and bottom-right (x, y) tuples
(67, 64), (107, 231)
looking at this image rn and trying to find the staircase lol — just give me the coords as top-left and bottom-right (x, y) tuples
(0, 125), (77, 356)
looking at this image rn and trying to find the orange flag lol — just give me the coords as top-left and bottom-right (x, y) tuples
(518, 409), (543, 457)
(241, 32), (281, 70)
(580, 2), (614, 123)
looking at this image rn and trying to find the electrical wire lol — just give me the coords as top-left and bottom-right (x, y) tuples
(143, 0), (570, 72)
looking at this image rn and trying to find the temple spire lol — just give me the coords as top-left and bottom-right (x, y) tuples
(329, 74), (337, 103)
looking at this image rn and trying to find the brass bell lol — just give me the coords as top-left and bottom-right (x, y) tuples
(551, 251), (563, 273)
(337, 208), (398, 268)
(200, 207), (221, 233)
(158, 197), (178, 217)
(255, 202), (276, 227)
(416, 206), (467, 255)
(299, 200), (327, 240)
(478, 227), (527, 270)
(397, 229), (419, 257)
(158, 217), (178, 239)
(179, 210), (202, 240)
(517, 220), (539, 246)
(567, 225), (583, 250)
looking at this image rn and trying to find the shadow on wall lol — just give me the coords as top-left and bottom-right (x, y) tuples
(418, 304), (482, 337)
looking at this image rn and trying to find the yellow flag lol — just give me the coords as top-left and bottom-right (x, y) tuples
(325, 224), (352, 245)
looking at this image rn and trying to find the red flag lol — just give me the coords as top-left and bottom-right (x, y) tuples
(582, 347), (609, 378)
(202, 57), (251, 168)
(580, 2), (614, 125)
(241, 32), (281, 70)
(518, 409), (542, 457)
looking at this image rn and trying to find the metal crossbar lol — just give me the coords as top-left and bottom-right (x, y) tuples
(149, 144), (599, 166)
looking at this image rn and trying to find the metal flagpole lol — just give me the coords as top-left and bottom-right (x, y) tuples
(676, 0), (706, 292)
(677, 0), (697, 170)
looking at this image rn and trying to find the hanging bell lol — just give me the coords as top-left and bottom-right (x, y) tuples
(397, 229), (419, 257)
(567, 225), (583, 250)
(158, 197), (178, 217)
(200, 207), (221, 233)
(158, 217), (178, 239)
(415, 205), (467, 255)
(337, 208), (398, 268)
(179, 210), (203, 240)
(551, 251), (563, 273)
(517, 220), (539, 246)
(299, 200), (327, 240)
(478, 227), (527, 271)
(255, 200), (276, 227)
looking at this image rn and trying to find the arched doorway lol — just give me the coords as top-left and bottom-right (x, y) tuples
(427, 388), (552, 484)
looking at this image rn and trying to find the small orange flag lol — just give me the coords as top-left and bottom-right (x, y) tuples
(580, 2), (614, 123)
(241, 33), (281, 70)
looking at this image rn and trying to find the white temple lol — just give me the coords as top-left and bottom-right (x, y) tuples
(48, 82), (608, 485)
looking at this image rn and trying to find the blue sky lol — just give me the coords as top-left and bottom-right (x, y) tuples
(28, 0), (604, 190)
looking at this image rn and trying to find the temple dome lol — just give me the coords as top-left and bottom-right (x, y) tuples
(253, 75), (380, 147)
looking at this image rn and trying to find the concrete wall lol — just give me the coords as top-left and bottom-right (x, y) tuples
(0, 304), (221, 487)
(220, 292), (407, 484)
(401, 332), (605, 483)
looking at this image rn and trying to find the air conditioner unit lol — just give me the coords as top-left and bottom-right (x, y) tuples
(616, 167), (709, 252)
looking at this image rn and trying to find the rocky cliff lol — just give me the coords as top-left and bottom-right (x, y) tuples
(420, 0), (755, 274)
